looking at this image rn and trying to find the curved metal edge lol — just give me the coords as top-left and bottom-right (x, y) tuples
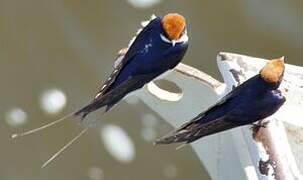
(135, 62), (259, 180)
(174, 63), (223, 90)
(217, 52), (302, 180)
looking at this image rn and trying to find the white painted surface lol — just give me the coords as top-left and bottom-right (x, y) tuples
(135, 53), (303, 180)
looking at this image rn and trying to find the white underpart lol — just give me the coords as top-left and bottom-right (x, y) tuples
(160, 29), (188, 47)
(128, 14), (157, 47)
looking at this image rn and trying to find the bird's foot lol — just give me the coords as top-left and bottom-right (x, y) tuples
(251, 120), (269, 131)
(257, 121), (269, 128)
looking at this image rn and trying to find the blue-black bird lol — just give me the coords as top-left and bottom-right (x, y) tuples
(155, 58), (286, 145)
(75, 13), (189, 120)
(13, 13), (188, 131)
(12, 13), (189, 167)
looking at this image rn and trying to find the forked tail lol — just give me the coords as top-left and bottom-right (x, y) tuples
(11, 99), (108, 168)
(11, 111), (76, 139)
(41, 128), (88, 168)
(154, 117), (236, 145)
(11, 98), (109, 138)
(74, 98), (110, 121)
(154, 128), (195, 145)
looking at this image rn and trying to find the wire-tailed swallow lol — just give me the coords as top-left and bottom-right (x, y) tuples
(155, 58), (286, 145)
(12, 13), (189, 167)
(75, 13), (189, 120)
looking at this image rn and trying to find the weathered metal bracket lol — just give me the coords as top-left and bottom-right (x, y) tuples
(135, 52), (303, 180)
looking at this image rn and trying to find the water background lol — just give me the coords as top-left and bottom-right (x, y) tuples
(1, 0), (303, 179)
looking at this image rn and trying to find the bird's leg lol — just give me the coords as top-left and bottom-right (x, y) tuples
(256, 119), (269, 128)
(250, 119), (269, 132)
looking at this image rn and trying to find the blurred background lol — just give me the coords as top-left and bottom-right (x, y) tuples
(1, 0), (303, 179)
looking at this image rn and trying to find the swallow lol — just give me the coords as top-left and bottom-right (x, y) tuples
(75, 13), (189, 120)
(155, 58), (286, 145)
(12, 13), (189, 167)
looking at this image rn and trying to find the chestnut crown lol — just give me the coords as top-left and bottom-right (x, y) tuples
(260, 57), (285, 83)
(161, 13), (186, 40)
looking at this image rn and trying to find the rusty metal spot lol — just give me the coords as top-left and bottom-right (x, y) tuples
(252, 123), (267, 142)
(229, 69), (244, 86)
(259, 159), (270, 175)
(218, 53), (229, 61)
(251, 122), (287, 179)
(175, 63), (222, 89)
(236, 58), (258, 72)
(259, 159), (277, 177)
(252, 126), (262, 142)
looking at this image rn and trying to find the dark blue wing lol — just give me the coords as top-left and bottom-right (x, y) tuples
(93, 48), (130, 99)
(74, 16), (188, 120)
(94, 17), (162, 98)
(74, 72), (159, 120)
(74, 18), (165, 119)
(154, 86), (244, 144)
(154, 117), (237, 144)
(155, 75), (262, 144)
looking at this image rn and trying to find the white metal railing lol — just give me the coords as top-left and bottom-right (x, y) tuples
(135, 52), (303, 180)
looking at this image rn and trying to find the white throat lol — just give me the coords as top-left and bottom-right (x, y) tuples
(160, 29), (188, 47)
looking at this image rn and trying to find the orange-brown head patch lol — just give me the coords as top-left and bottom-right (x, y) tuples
(162, 13), (186, 40)
(260, 57), (285, 83)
